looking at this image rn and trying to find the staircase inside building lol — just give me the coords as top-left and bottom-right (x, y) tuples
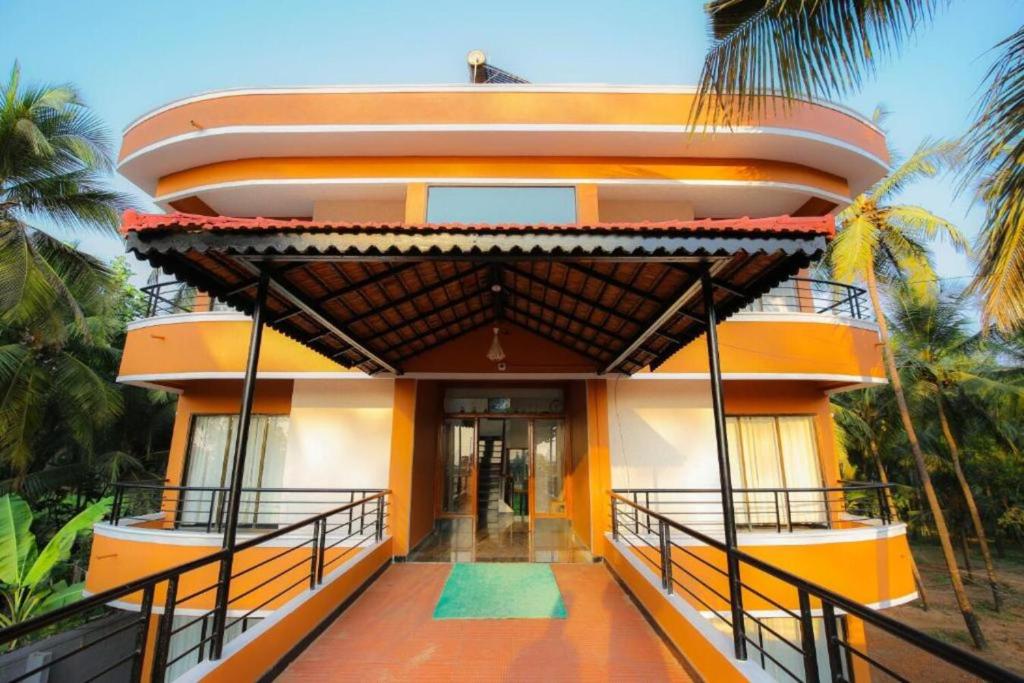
(477, 436), (505, 525)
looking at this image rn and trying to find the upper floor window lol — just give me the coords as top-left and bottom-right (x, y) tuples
(426, 186), (576, 224)
(726, 415), (824, 526)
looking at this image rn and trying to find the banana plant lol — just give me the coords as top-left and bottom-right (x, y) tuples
(0, 494), (110, 629)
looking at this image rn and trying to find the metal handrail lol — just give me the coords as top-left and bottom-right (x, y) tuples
(111, 482), (383, 533)
(609, 492), (1022, 683)
(0, 490), (390, 683)
(746, 277), (872, 321)
(612, 482), (897, 532)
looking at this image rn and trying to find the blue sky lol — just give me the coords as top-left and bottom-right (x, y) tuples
(3, 0), (1023, 287)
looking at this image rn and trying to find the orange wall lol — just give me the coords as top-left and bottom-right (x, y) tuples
(655, 320), (885, 381)
(86, 531), (369, 612)
(625, 531), (916, 612)
(122, 90), (887, 163)
(567, 381), (592, 546)
(120, 319), (342, 378)
(586, 380), (613, 556)
(403, 322), (597, 374)
(198, 541), (392, 682)
(387, 378), (417, 556)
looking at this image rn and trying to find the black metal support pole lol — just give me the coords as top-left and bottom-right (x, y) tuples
(211, 270), (270, 660)
(701, 268), (747, 661)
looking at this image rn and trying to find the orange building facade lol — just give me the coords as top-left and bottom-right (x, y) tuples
(75, 84), (935, 682)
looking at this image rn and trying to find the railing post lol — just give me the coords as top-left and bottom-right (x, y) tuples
(821, 602), (845, 682)
(632, 492), (640, 534)
(659, 519), (673, 594)
(130, 585), (155, 682)
(151, 576), (179, 683)
(375, 497), (385, 541)
(823, 490), (832, 530)
(701, 268), (747, 661)
(206, 490), (216, 534)
(309, 518), (321, 590)
(773, 491), (781, 534)
(212, 269), (270, 660)
(785, 491), (794, 533)
(611, 498), (620, 541)
(317, 514), (327, 584)
(797, 589), (820, 682)
(877, 487), (890, 525)
(112, 485), (123, 526)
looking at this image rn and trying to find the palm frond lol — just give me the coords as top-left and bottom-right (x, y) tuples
(696, 0), (943, 121)
(960, 27), (1024, 331)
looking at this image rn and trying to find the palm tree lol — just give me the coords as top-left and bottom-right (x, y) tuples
(892, 288), (1024, 610)
(832, 389), (930, 609)
(0, 62), (132, 328)
(696, 2), (1024, 331)
(828, 141), (987, 647)
(0, 63), (132, 478)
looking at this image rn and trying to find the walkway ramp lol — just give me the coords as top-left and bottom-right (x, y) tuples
(281, 563), (693, 681)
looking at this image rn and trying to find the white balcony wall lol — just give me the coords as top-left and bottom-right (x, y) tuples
(606, 379), (724, 526)
(280, 379), (394, 513)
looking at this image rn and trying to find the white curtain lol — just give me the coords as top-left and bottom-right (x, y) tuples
(726, 416), (823, 527)
(778, 416), (825, 524)
(181, 416), (289, 528)
(180, 417), (234, 526)
(729, 417), (785, 526)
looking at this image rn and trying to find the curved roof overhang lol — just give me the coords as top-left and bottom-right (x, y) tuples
(121, 211), (833, 377)
(118, 86), (889, 204)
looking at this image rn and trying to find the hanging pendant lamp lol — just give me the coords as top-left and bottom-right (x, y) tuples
(486, 326), (506, 362)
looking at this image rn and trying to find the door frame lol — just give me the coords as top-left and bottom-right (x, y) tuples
(433, 384), (573, 527)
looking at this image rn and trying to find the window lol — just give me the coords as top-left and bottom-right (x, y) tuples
(426, 186), (577, 224)
(725, 416), (824, 526)
(180, 415), (289, 527)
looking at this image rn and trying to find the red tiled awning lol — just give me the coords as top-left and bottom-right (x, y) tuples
(120, 210), (834, 238)
(121, 211), (834, 375)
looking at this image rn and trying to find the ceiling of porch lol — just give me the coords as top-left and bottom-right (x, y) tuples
(121, 212), (833, 375)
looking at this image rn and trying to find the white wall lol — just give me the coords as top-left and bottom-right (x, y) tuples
(607, 379), (721, 489)
(283, 379), (395, 490)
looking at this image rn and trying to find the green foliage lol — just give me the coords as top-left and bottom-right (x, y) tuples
(0, 494), (109, 628)
(835, 286), (1024, 541)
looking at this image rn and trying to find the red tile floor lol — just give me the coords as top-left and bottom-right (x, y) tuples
(280, 562), (694, 681)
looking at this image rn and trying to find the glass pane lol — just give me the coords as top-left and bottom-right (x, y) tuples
(180, 416), (234, 525)
(426, 186), (577, 224)
(533, 419), (566, 515)
(442, 419), (475, 515)
(181, 415), (289, 528)
(443, 387), (564, 415)
(777, 416), (825, 525)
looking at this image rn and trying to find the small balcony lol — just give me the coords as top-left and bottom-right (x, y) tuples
(742, 277), (872, 322)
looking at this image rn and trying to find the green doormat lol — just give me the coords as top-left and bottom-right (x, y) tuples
(433, 563), (567, 620)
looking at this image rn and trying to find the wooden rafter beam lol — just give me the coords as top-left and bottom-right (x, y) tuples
(233, 259), (400, 375)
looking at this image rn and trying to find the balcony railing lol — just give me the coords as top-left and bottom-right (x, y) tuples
(746, 277), (872, 321)
(609, 492), (1019, 683)
(138, 281), (230, 318)
(612, 483), (896, 534)
(0, 490), (390, 683)
(138, 277), (872, 323)
(111, 482), (385, 534)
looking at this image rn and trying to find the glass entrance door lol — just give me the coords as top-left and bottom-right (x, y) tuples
(441, 419), (475, 516)
(440, 412), (568, 524)
(532, 419), (567, 517)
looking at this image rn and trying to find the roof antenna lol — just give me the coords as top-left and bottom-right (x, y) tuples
(466, 50), (530, 84)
